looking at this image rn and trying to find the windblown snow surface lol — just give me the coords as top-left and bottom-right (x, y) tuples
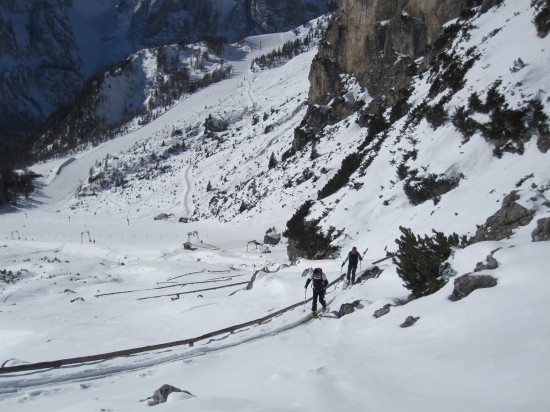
(1, 1), (550, 411)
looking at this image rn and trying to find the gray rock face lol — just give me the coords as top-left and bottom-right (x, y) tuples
(294, 0), (466, 147)
(123, 0), (331, 45)
(0, 0), (83, 141)
(250, 0), (334, 33)
(538, 130), (550, 153)
(448, 274), (497, 302)
(532, 217), (550, 241)
(471, 192), (535, 243)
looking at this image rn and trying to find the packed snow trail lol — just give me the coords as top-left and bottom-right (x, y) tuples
(0, 293), (343, 395)
(181, 161), (195, 218)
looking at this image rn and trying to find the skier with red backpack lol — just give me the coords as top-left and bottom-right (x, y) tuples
(305, 267), (329, 317)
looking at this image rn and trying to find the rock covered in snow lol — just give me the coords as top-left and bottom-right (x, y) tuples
(448, 274), (498, 302)
(400, 316), (420, 328)
(149, 384), (194, 406)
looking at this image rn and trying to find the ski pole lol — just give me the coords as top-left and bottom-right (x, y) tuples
(333, 267), (343, 292)
(303, 288), (307, 312)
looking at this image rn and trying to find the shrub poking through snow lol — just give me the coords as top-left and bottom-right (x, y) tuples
(403, 172), (462, 205)
(452, 82), (550, 156)
(317, 152), (363, 199)
(393, 226), (468, 299)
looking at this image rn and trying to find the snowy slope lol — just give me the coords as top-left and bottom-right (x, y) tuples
(1, 2), (550, 411)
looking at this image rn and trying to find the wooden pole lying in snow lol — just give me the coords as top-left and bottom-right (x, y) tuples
(136, 281), (250, 300)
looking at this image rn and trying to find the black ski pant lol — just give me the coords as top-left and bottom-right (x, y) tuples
(346, 264), (358, 283)
(312, 287), (327, 312)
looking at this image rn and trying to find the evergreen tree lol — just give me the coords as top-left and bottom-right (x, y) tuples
(283, 201), (339, 260)
(393, 226), (468, 299)
(0, 167), (35, 206)
(268, 152), (278, 169)
(310, 141), (319, 160)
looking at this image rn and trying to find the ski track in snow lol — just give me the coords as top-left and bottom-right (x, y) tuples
(0, 308), (322, 396)
(245, 72), (256, 108)
(181, 161), (194, 218)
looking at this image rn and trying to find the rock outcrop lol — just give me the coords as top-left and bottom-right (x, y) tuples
(294, 0), (502, 149)
(532, 217), (550, 241)
(0, 0), (83, 141)
(448, 274), (497, 301)
(471, 192), (535, 243)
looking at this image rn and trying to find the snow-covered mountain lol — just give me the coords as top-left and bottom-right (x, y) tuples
(0, 0), (334, 143)
(0, 0), (549, 411)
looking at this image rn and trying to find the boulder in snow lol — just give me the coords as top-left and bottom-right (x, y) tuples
(360, 265), (383, 281)
(149, 384), (194, 406)
(448, 274), (498, 302)
(400, 316), (420, 328)
(338, 300), (362, 318)
(474, 253), (499, 272)
(373, 303), (392, 318)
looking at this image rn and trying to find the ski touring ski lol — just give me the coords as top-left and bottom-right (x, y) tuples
(311, 306), (331, 319)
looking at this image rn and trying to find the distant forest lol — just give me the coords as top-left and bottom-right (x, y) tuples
(0, 165), (36, 207)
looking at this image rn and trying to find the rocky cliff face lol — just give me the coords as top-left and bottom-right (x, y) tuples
(295, 0), (498, 149)
(0, 0), (333, 143)
(0, 0), (83, 142)
(120, 0), (335, 44)
(250, 0), (337, 32)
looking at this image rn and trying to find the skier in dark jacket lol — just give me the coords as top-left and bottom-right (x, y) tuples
(342, 246), (363, 285)
(305, 267), (328, 315)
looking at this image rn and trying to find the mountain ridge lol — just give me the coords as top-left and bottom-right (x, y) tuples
(0, 0), (334, 143)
